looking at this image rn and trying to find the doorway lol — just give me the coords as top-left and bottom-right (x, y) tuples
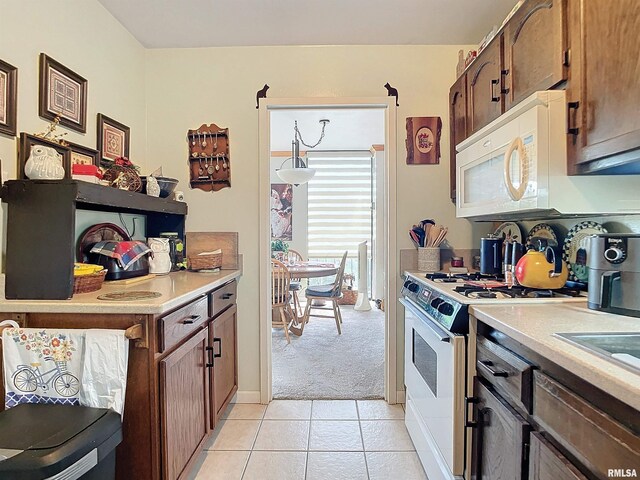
(258, 97), (398, 404)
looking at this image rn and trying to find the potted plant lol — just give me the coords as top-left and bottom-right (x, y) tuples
(271, 239), (289, 261)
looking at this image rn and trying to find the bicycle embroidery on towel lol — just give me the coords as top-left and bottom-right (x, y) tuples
(4, 329), (81, 408)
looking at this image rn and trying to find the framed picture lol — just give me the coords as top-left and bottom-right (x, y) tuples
(18, 133), (71, 180)
(67, 141), (99, 167)
(97, 113), (130, 162)
(39, 54), (87, 133)
(270, 183), (293, 241)
(0, 59), (17, 137)
(406, 116), (442, 165)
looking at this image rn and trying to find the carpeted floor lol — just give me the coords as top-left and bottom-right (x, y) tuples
(272, 304), (385, 400)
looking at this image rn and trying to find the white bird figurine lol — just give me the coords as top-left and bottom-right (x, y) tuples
(24, 145), (65, 180)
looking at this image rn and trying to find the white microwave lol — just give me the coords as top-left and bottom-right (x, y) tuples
(456, 91), (640, 220)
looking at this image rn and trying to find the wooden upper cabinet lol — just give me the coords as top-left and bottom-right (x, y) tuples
(566, 0), (640, 173)
(449, 73), (467, 203)
(210, 305), (238, 428)
(467, 37), (504, 135)
(160, 328), (210, 480)
(504, 0), (567, 110)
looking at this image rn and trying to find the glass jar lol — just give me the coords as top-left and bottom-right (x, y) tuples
(159, 232), (185, 271)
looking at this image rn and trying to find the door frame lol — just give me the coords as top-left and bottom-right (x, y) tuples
(258, 96), (398, 404)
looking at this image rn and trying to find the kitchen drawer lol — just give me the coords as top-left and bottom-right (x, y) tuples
(476, 336), (534, 413)
(533, 371), (640, 479)
(529, 432), (587, 480)
(209, 280), (237, 318)
(159, 295), (208, 353)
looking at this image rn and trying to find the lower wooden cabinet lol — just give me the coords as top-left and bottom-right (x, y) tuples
(210, 304), (238, 428)
(529, 432), (587, 480)
(472, 378), (530, 479)
(160, 327), (210, 480)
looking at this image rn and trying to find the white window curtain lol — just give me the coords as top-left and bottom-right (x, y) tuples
(306, 151), (373, 262)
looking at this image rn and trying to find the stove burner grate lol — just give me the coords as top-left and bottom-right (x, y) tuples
(453, 284), (584, 299)
(426, 272), (501, 283)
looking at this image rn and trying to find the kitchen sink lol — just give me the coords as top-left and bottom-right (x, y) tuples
(555, 332), (640, 373)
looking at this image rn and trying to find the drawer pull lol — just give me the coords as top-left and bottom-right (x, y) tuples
(213, 337), (222, 358)
(479, 360), (509, 377)
(183, 314), (201, 325)
(205, 346), (214, 367)
(221, 293), (234, 300)
(567, 101), (580, 136)
(465, 396), (480, 428)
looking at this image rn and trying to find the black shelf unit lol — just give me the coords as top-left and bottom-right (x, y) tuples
(1, 180), (188, 299)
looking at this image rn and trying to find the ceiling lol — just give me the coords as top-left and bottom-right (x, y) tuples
(98, 0), (517, 48)
(270, 109), (385, 151)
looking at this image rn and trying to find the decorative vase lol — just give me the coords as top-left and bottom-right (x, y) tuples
(24, 145), (65, 180)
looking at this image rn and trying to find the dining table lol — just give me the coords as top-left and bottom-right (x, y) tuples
(273, 260), (339, 336)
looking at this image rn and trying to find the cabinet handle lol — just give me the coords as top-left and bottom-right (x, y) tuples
(221, 293), (234, 300)
(479, 360), (509, 377)
(567, 101), (580, 136)
(490, 79), (500, 102)
(500, 69), (510, 94)
(182, 314), (201, 325)
(213, 337), (222, 358)
(205, 346), (214, 367)
(465, 396), (480, 428)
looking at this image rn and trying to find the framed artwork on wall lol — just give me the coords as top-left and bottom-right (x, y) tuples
(18, 132), (71, 180)
(0, 59), (17, 137)
(97, 113), (130, 162)
(271, 183), (293, 241)
(38, 54), (87, 133)
(406, 116), (442, 165)
(67, 141), (100, 166)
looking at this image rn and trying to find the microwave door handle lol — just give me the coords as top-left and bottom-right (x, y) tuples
(503, 137), (529, 201)
(400, 298), (451, 343)
(600, 271), (621, 308)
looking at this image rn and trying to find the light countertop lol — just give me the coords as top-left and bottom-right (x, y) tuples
(470, 303), (640, 411)
(0, 270), (241, 315)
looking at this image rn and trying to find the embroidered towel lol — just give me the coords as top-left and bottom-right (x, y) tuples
(90, 240), (151, 270)
(2, 327), (129, 415)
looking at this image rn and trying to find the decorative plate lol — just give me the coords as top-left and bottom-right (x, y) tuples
(494, 222), (523, 243)
(526, 223), (558, 248)
(562, 221), (607, 282)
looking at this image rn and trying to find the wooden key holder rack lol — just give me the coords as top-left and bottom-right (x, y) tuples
(187, 123), (230, 192)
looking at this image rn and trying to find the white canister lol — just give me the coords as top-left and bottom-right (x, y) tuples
(147, 238), (172, 275)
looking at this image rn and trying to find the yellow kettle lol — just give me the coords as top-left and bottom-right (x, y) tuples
(514, 245), (568, 289)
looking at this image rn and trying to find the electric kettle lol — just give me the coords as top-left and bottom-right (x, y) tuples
(514, 245), (568, 289)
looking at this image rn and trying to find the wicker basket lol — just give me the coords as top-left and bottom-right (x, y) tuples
(188, 252), (222, 271)
(73, 269), (107, 294)
(337, 273), (357, 305)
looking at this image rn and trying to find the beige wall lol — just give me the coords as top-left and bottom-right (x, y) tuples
(145, 45), (484, 395)
(0, 0), (147, 266)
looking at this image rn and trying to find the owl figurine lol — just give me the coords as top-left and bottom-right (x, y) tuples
(24, 145), (65, 180)
(146, 175), (161, 197)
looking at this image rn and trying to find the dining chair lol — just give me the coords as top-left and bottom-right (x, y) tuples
(287, 249), (305, 317)
(271, 259), (295, 344)
(301, 251), (348, 335)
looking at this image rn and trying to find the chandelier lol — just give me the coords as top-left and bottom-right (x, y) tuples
(276, 119), (330, 186)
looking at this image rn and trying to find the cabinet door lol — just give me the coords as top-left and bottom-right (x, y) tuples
(449, 73), (467, 203)
(471, 378), (530, 480)
(467, 38), (504, 135)
(160, 328), (210, 480)
(566, 0), (640, 173)
(529, 432), (587, 480)
(210, 304), (238, 427)
(504, 0), (567, 110)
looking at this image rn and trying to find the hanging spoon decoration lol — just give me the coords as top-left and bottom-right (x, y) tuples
(201, 131), (207, 148)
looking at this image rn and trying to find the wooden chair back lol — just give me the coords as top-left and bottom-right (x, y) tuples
(287, 249), (304, 282)
(271, 259), (291, 307)
(330, 251), (349, 296)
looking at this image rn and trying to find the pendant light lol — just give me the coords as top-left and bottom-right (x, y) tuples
(277, 119), (329, 186)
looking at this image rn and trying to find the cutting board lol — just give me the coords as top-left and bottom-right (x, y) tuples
(186, 232), (239, 269)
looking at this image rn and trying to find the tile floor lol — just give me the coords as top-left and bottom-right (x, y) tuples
(190, 400), (428, 480)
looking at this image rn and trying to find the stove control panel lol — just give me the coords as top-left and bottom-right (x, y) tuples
(402, 275), (468, 333)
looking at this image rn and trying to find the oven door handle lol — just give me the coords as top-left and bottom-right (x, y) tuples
(400, 298), (451, 343)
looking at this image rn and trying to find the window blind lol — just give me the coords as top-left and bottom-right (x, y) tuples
(306, 152), (373, 259)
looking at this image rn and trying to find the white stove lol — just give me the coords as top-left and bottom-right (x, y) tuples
(401, 271), (587, 480)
